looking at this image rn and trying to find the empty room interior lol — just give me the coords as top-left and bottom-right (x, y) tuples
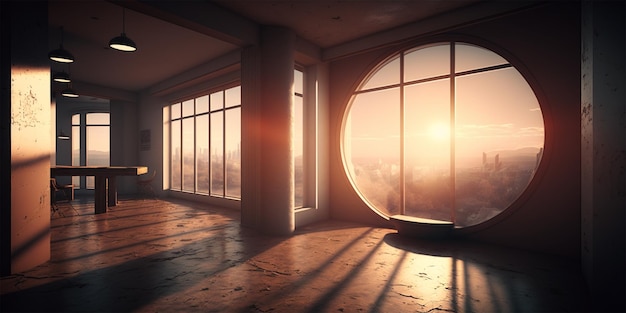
(1, 1), (624, 312)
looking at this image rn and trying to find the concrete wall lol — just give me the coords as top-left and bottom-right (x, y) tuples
(328, 3), (582, 257)
(136, 92), (166, 198)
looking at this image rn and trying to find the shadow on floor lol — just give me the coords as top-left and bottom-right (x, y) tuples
(2, 197), (590, 312)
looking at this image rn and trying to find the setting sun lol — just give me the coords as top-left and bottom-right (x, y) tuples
(429, 123), (450, 141)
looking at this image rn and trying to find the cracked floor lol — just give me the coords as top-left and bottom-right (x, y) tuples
(1, 196), (588, 312)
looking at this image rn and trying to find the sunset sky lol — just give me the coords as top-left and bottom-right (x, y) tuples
(344, 43), (544, 169)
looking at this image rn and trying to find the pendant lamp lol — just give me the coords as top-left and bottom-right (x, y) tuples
(49, 27), (74, 63)
(53, 64), (72, 83)
(109, 8), (137, 52)
(61, 84), (79, 98)
(52, 71), (71, 83)
(58, 130), (70, 140)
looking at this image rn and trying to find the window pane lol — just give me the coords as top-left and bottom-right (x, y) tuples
(171, 120), (181, 190)
(86, 126), (109, 166)
(455, 43), (508, 73)
(455, 67), (543, 226)
(361, 56), (400, 90)
(86, 112), (109, 125)
(225, 108), (241, 199)
(72, 125), (80, 188)
(210, 91), (223, 111)
(182, 117), (195, 192)
(196, 114), (209, 194)
(225, 86), (241, 108)
(404, 43), (450, 82)
(72, 113), (80, 125)
(211, 112), (224, 196)
(196, 95), (209, 114)
(182, 99), (194, 117)
(86, 125), (109, 189)
(171, 102), (181, 119)
(294, 69), (303, 95)
(344, 88), (401, 215)
(404, 79), (452, 221)
(294, 94), (304, 207)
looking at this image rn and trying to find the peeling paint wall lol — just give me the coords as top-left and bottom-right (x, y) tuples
(581, 1), (626, 310)
(4, 1), (51, 274)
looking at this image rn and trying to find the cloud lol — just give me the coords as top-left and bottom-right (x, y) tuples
(516, 126), (544, 137)
(456, 123), (514, 138)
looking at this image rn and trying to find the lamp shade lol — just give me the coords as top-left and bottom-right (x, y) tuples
(109, 33), (137, 52)
(52, 71), (71, 83)
(58, 130), (70, 140)
(49, 46), (74, 63)
(61, 87), (79, 98)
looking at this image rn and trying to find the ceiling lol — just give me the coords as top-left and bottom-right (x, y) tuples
(49, 0), (484, 100)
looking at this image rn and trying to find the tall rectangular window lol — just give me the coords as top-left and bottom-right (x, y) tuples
(71, 112), (110, 190)
(196, 95), (210, 194)
(225, 86), (241, 198)
(71, 114), (81, 188)
(210, 111), (224, 195)
(167, 85), (241, 200)
(171, 102), (182, 190)
(85, 113), (110, 189)
(181, 99), (195, 192)
(294, 69), (304, 208)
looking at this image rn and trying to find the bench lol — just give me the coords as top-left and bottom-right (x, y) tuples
(389, 215), (454, 239)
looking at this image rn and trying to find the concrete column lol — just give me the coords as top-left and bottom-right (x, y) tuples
(241, 27), (295, 235)
(259, 26), (295, 235)
(110, 99), (138, 194)
(240, 45), (262, 229)
(1, 1), (51, 275)
(581, 1), (625, 311)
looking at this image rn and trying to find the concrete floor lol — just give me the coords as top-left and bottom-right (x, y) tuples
(1, 196), (589, 312)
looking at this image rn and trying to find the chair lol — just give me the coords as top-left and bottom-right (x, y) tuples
(50, 178), (78, 217)
(136, 170), (157, 199)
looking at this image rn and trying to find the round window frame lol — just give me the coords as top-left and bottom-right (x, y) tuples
(339, 35), (552, 231)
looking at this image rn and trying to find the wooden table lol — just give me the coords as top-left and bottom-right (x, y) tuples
(51, 166), (148, 214)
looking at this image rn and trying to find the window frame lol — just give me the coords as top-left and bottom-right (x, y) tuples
(167, 83), (242, 200)
(341, 38), (549, 229)
(294, 65), (321, 211)
(293, 67), (305, 209)
(71, 111), (110, 190)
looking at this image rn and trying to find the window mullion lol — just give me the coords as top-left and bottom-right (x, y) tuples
(179, 118), (183, 192)
(169, 107), (172, 190)
(450, 42), (456, 224)
(400, 53), (406, 216)
(208, 109), (212, 196)
(193, 100), (197, 193)
(222, 93), (227, 197)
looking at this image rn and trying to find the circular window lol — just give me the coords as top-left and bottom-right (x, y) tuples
(342, 42), (544, 227)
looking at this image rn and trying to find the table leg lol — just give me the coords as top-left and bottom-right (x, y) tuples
(94, 175), (107, 214)
(108, 176), (118, 207)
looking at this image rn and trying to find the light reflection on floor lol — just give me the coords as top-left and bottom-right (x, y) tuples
(1, 196), (588, 312)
